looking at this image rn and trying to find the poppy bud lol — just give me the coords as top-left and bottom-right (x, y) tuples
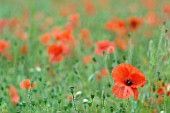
(162, 82), (165, 87)
(102, 50), (105, 55)
(110, 106), (114, 112)
(0, 97), (2, 105)
(58, 99), (61, 104)
(155, 94), (159, 98)
(68, 102), (72, 107)
(33, 89), (37, 93)
(43, 97), (47, 104)
(38, 77), (42, 82)
(38, 99), (43, 104)
(51, 94), (54, 99)
(70, 86), (74, 94)
(22, 101), (26, 107)
(120, 102), (123, 107)
(91, 94), (95, 100)
(31, 100), (36, 106)
(64, 106), (67, 111)
(152, 85), (156, 92)
(117, 60), (120, 64)
(92, 57), (96, 62)
(16, 111), (21, 113)
(96, 104), (99, 107)
(30, 80), (34, 86)
(123, 56), (126, 61)
(88, 101), (92, 106)
(96, 90), (100, 96)
(112, 59), (115, 62)
(108, 83), (111, 87)
(128, 32), (131, 38)
(165, 29), (168, 33)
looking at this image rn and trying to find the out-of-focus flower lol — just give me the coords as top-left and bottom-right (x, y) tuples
(47, 44), (64, 63)
(7, 85), (20, 105)
(105, 18), (126, 35)
(94, 40), (115, 56)
(82, 55), (91, 65)
(20, 44), (28, 55)
(100, 68), (108, 76)
(20, 79), (36, 90)
(67, 95), (73, 101)
(115, 38), (127, 50)
(128, 17), (142, 32)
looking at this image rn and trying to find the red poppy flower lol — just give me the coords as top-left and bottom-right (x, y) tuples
(7, 85), (20, 105)
(167, 91), (170, 96)
(105, 18), (126, 34)
(83, 0), (96, 15)
(66, 13), (80, 29)
(100, 68), (108, 76)
(47, 44), (64, 63)
(111, 63), (146, 100)
(15, 31), (28, 40)
(20, 79), (36, 90)
(0, 39), (10, 55)
(162, 4), (170, 17)
(96, 74), (102, 81)
(115, 38), (127, 51)
(94, 40), (115, 56)
(67, 95), (73, 101)
(0, 19), (7, 34)
(146, 12), (157, 27)
(82, 55), (91, 65)
(39, 33), (51, 45)
(20, 44), (28, 55)
(128, 17), (142, 31)
(79, 29), (91, 47)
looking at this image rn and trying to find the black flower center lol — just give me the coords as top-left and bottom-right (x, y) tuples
(126, 80), (133, 86)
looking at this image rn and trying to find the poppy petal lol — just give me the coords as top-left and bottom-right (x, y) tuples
(112, 85), (133, 100)
(131, 88), (139, 100)
(112, 63), (132, 85)
(129, 72), (146, 88)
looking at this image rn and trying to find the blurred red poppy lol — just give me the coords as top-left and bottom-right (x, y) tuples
(100, 68), (108, 76)
(82, 55), (91, 65)
(20, 79), (36, 90)
(94, 40), (115, 56)
(79, 29), (91, 47)
(115, 38), (127, 50)
(0, 39), (10, 55)
(20, 44), (28, 55)
(7, 85), (20, 105)
(105, 18), (126, 35)
(128, 17), (142, 31)
(39, 33), (51, 45)
(112, 63), (146, 100)
(47, 44), (64, 63)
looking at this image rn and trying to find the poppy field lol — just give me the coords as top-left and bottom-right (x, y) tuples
(1, 0), (170, 113)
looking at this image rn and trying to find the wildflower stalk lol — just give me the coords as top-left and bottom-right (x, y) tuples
(28, 89), (32, 113)
(103, 51), (113, 86)
(127, 33), (133, 64)
(70, 87), (77, 112)
(102, 90), (106, 113)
